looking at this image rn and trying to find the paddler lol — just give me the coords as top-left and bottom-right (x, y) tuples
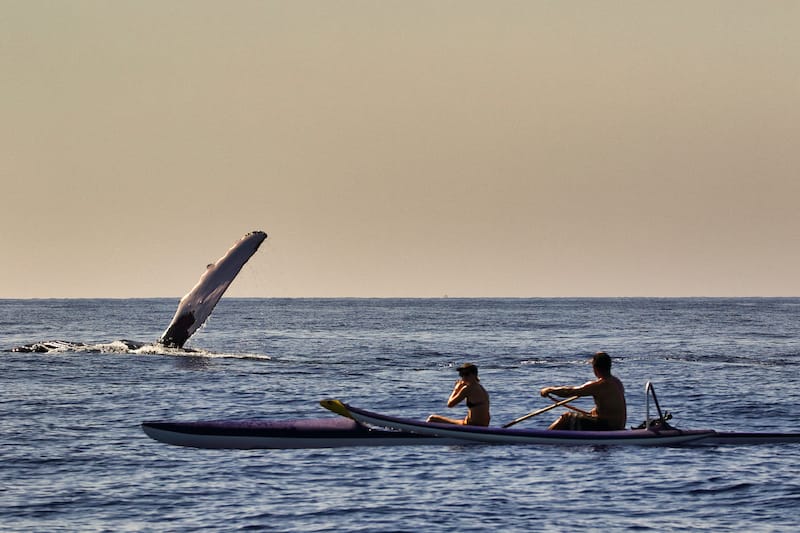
(539, 351), (627, 430)
(427, 363), (491, 426)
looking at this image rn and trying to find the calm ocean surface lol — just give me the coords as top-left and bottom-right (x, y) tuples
(2, 298), (799, 532)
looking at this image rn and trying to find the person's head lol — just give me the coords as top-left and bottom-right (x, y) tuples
(457, 363), (479, 381)
(592, 351), (612, 377)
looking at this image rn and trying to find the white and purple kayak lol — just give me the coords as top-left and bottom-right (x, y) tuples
(141, 417), (472, 449)
(141, 408), (800, 449)
(141, 385), (800, 450)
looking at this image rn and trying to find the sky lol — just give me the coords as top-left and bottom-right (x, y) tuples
(2, 1), (799, 298)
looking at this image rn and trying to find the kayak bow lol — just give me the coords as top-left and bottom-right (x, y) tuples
(141, 416), (472, 449)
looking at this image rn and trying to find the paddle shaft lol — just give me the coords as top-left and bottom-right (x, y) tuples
(546, 394), (592, 416)
(502, 395), (581, 428)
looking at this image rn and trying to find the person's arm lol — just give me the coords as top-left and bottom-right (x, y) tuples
(447, 380), (469, 407)
(540, 380), (598, 398)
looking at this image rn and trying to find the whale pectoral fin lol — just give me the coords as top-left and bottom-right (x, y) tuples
(159, 311), (196, 348)
(158, 230), (267, 348)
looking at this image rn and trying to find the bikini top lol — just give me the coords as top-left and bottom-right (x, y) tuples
(466, 385), (488, 409)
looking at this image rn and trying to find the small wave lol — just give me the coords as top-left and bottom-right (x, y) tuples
(687, 482), (756, 495)
(9, 340), (88, 353)
(8, 339), (270, 360)
(519, 359), (551, 366)
(172, 350), (272, 361)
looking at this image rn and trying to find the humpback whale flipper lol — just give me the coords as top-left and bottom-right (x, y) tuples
(159, 230), (267, 348)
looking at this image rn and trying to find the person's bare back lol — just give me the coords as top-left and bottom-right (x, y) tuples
(540, 352), (626, 431)
(582, 375), (626, 429)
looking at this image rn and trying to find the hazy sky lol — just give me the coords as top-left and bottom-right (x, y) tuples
(2, 1), (798, 298)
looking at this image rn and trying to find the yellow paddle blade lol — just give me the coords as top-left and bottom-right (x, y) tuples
(319, 399), (353, 419)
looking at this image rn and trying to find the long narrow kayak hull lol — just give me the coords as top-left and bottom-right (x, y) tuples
(141, 411), (800, 450)
(321, 400), (717, 446)
(141, 417), (473, 449)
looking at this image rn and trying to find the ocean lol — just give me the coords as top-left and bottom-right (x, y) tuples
(1, 298), (799, 531)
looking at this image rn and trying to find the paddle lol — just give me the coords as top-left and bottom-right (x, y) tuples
(320, 399), (352, 419)
(502, 395), (580, 428)
(546, 393), (592, 416)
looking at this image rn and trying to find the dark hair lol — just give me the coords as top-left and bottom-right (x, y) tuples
(592, 351), (612, 374)
(457, 363), (478, 376)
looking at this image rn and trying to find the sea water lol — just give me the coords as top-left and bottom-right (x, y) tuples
(1, 298), (799, 531)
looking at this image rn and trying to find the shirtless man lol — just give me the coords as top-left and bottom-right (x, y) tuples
(539, 351), (626, 430)
(427, 363), (491, 426)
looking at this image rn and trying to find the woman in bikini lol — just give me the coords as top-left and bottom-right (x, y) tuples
(427, 363), (491, 426)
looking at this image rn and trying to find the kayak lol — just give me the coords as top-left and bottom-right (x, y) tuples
(141, 410), (800, 449)
(141, 417), (472, 449)
(320, 399), (718, 446)
(141, 380), (800, 449)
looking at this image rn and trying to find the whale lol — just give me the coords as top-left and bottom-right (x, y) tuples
(10, 230), (267, 353)
(159, 230), (267, 347)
